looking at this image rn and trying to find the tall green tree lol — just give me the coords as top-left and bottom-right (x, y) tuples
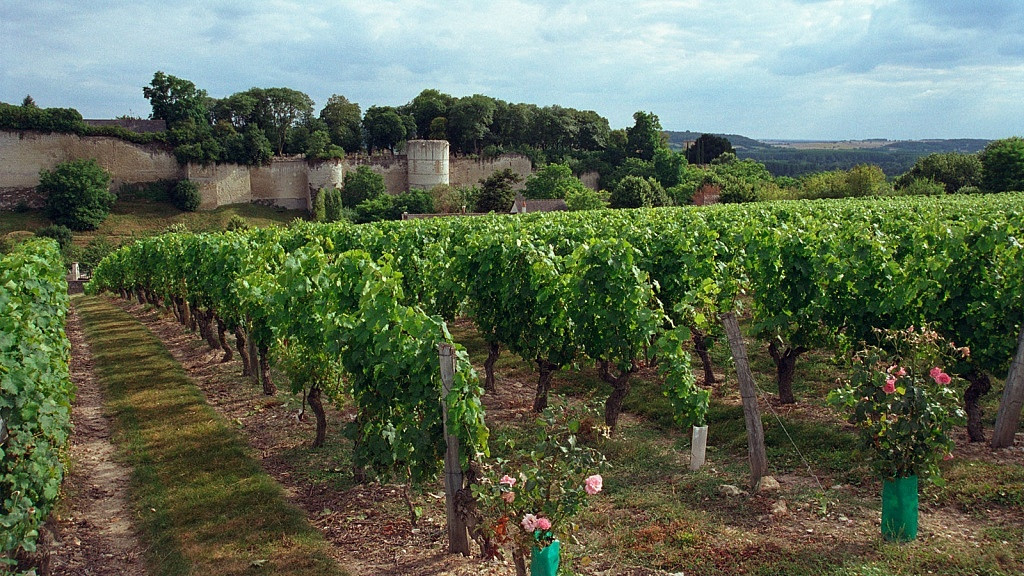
(981, 137), (1024, 193)
(405, 89), (454, 140)
(448, 94), (496, 154)
(523, 163), (589, 199)
(362, 105), (407, 153)
(626, 111), (665, 161)
(319, 94), (363, 152)
(686, 133), (735, 164)
(143, 71), (210, 129)
(475, 168), (522, 212)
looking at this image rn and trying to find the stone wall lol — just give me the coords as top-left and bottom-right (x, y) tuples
(1, 131), (535, 212)
(0, 130), (183, 209)
(450, 155), (533, 189)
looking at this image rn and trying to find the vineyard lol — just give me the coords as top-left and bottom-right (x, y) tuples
(4, 193), (1024, 574)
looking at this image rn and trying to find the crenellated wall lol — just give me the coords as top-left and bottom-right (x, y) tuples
(0, 131), (536, 212)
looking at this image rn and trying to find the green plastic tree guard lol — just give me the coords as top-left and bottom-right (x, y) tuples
(530, 540), (560, 576)
(881, 475), (918, 542)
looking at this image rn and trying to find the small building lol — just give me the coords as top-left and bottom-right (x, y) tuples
(510, 193), (568, 214)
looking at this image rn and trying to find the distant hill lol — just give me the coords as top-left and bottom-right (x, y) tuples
(663, 131), (990, 177)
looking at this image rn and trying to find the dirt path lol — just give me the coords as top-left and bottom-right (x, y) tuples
(117, 300), (516, 576)
(38, 299), (148, 576)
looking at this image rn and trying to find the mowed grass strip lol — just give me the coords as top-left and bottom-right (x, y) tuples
(74, 295), (348, 576)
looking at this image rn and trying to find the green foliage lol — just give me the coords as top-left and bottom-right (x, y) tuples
(565, 186), (607, 211)
(522, 163), (590, 200)
(474, 400), (607, 559)
(362, 105), (408, 153)
(304, 129), (345, 160)
(448, 94), (497, 154)
(225, 214), (251, 232)
(40, 158), (115, 230)
(0, 239), (73, 561)
(77, 236), (118, 273)
(143, 71), (209, 129)
(34, 224), (73, 254)
(314, 187), (345, 222)
(475, 168), (522, 212)
(685, 134), (735, 164)
(893, 177), (946, 196)
(341, 166), (386, 208)
(626, 111), (665, 162)
(171, 179), (201, 212)
(609, 175), (668, 208)
(895, 152), (982, 194)
(0, 101), (86, 133)
(981, 136), (1024, 193)
(829, 327), (966, 483)
(320, 94), (363, 153)
(430, 184), (478, 214)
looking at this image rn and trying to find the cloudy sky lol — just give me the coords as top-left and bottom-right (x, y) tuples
(2, 0), (1023, 140)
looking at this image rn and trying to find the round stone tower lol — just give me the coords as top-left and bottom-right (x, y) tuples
(407, 140), (449, 190)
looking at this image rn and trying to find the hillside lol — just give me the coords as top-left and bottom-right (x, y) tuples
(664, 131), (990, 177)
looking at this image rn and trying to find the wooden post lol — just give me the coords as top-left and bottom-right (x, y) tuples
(720, 312), (769, 488)
(992, 325), (1024, 448)
(438, 343), (470, 555)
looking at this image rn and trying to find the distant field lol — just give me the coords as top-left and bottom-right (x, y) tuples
(761, 139), (898, 150)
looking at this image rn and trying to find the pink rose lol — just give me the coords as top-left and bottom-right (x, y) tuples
(499, 474), (517, 487)
(930, 367), (943, 380)
(883, 378), (896, 394)
(896, 367), (907, 377)
(943, 452), (955, 461)
(535, 517), (552, 531)
(521, 514), (538, 532)
(584, 474), (603, 495)
(936, 372), (952, 385)
(502, 491), (515, 503)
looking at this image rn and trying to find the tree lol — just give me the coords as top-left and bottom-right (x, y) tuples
(21, 95), (37, 108)
(895, 152), (983, 194)
(475, 168), (522, 212)
(653, 147), (686, 188)
(626, 111), (665, 161)
(686, 133), (735, 165)
(448, 94), (496, 154)
(565, 187), (607, 211)
(341, 166), (386, 208)
(258, 87), (315, 155)
(609, 175), (668, 209)
(845, 164), (890, 196)
(981, 137), (1024, 193)
(523, 163), (586, 199)
(40, 158), (115, 230)
(405, 89), (454, 140)
(320, 94), (363, 152)
(362, 105), (407, 153)
(143, 71), (210, 129)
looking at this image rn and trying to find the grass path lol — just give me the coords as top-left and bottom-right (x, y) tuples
(74, 294), (348, 576)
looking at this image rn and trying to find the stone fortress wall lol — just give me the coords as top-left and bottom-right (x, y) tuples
(0, 131), (535, 212)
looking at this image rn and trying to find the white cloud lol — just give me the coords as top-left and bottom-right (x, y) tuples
(2, 0), (1024, 138)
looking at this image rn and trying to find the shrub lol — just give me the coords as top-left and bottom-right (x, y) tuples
(225, 214), (250, 231)
(341, 166), (386, 208)
(565, 187), (607, 211)
(172, 180), (201, 212)
(40, 158), (115, 231)
(609, 175), (668, 208)
(475, 168), (523, 212)
(313, 187), (345, 222)
(34, 224), (73, 254)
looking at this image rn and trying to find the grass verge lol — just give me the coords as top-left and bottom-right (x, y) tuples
(73, 294), (347, 576)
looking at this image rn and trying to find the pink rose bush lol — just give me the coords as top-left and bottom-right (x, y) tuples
(472, 401), (608, 575)
(829, 326), (966, 483)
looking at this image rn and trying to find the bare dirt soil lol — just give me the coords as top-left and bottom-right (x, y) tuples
(34, 302), (149, 576)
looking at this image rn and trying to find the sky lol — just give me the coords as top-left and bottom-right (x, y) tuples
(2, 0), (1024, 141)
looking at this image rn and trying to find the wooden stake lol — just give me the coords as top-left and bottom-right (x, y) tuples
(439, 343), (470, 555)
(720, 312), (769, 488)
(992, 325), (1024, 449)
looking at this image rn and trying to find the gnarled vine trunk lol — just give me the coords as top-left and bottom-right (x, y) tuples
(202, 311), (221, 351)
(308, 384), (326, 448)
(216, 317), (233, 362)
(768, 340), (807, 405)
(599, 360), (634, 430)
(964, 369), (992, 442)
(483, 340), (499, 392)
(693, 328), (716, 385)
(258, 343), (276, 395)
(532, 358), (559, 412)
(234, 326), (252, 376)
